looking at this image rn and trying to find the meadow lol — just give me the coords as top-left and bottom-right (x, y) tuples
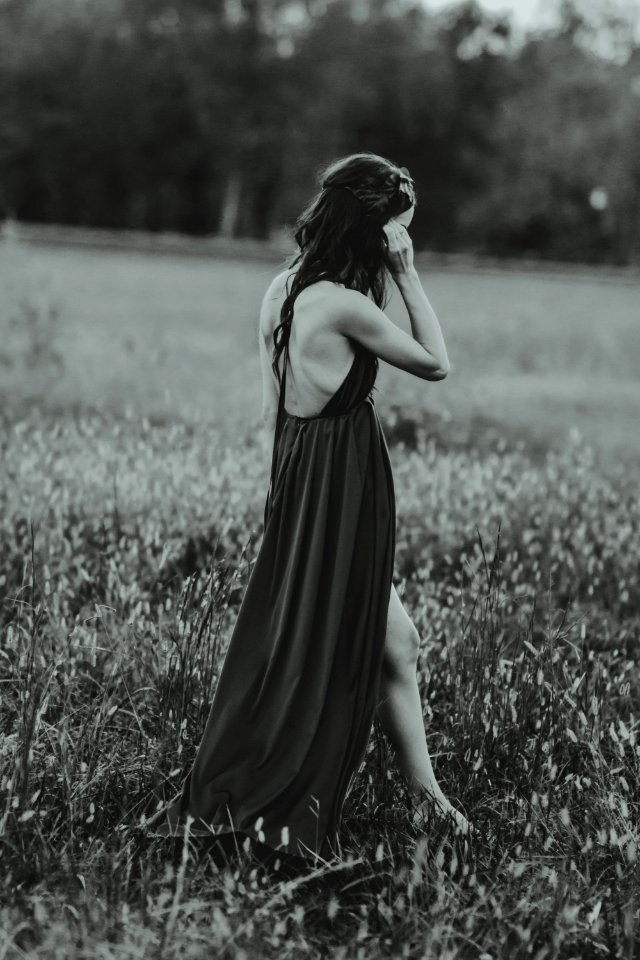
(1, 232), (639, 958)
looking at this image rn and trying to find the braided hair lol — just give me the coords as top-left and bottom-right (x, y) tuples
(271, 152), (416, 388)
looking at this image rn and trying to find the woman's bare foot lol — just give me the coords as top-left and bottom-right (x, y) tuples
(410, 787), (476, 837)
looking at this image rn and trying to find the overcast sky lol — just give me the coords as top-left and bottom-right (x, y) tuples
(424, 0), (640, 49)
(424, 0), (561, 29)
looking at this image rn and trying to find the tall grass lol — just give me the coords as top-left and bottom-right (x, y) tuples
(1, 410), (638, 957)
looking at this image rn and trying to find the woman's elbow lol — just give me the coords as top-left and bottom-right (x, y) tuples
(421, 362), (450, 381)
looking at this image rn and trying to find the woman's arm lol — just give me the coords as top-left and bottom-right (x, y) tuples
(332, 221), (449, 380)
(258, 275), (284, 466)
(385, 219), (449, 374)
(392, 266), (449, 376)
(259, 327), (278, 465)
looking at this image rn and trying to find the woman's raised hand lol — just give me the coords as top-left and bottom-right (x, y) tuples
(382, 218), (414, 277)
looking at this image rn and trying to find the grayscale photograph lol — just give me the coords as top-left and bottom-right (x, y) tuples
(1, 0), (639, 956)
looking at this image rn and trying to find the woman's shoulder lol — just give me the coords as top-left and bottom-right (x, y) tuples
(262, 266), (298, 302)
(260, 268), (372, 338)
(259, 269), (294, 338)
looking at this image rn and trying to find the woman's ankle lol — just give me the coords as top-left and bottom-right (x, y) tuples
(411, 784), (449, 811)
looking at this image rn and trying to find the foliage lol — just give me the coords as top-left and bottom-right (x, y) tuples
(0, 222), (64, 374)
(1, 0), (639, 261)
(1, 410), (639, 956)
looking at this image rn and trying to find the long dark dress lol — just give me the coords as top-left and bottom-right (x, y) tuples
(145, 330), (396, 864)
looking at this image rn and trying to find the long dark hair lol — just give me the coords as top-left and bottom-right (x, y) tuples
(271, 152), (416, 387)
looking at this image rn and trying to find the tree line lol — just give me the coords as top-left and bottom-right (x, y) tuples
(1, 0), (639, 263)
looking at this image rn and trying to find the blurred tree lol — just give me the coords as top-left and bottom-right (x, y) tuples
(557, 0), (640, 63)
(457, 2), (640, 263)
(0, 0), (638, 260)
(268, 0), (513, 250)
(164, 0), (300, 237)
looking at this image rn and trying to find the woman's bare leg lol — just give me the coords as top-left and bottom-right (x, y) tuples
(376, 585), (472, 834)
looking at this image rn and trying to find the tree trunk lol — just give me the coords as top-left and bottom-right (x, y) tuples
(218, 171), (242, 237)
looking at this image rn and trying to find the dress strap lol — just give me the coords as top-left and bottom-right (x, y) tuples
(264, 330), (290, 525)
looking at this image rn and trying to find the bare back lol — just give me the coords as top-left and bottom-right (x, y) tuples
(261, 269), (358, 418)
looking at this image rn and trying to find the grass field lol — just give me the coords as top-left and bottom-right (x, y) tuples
(1, 234), (639, 958)
(2, 235), (640, 472)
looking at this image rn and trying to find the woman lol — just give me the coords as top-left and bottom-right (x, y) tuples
(146, 153), (472, 866)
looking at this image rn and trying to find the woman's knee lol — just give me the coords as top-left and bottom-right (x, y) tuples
(383, 584), (420, 673)
(382, 619), (420, 678)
